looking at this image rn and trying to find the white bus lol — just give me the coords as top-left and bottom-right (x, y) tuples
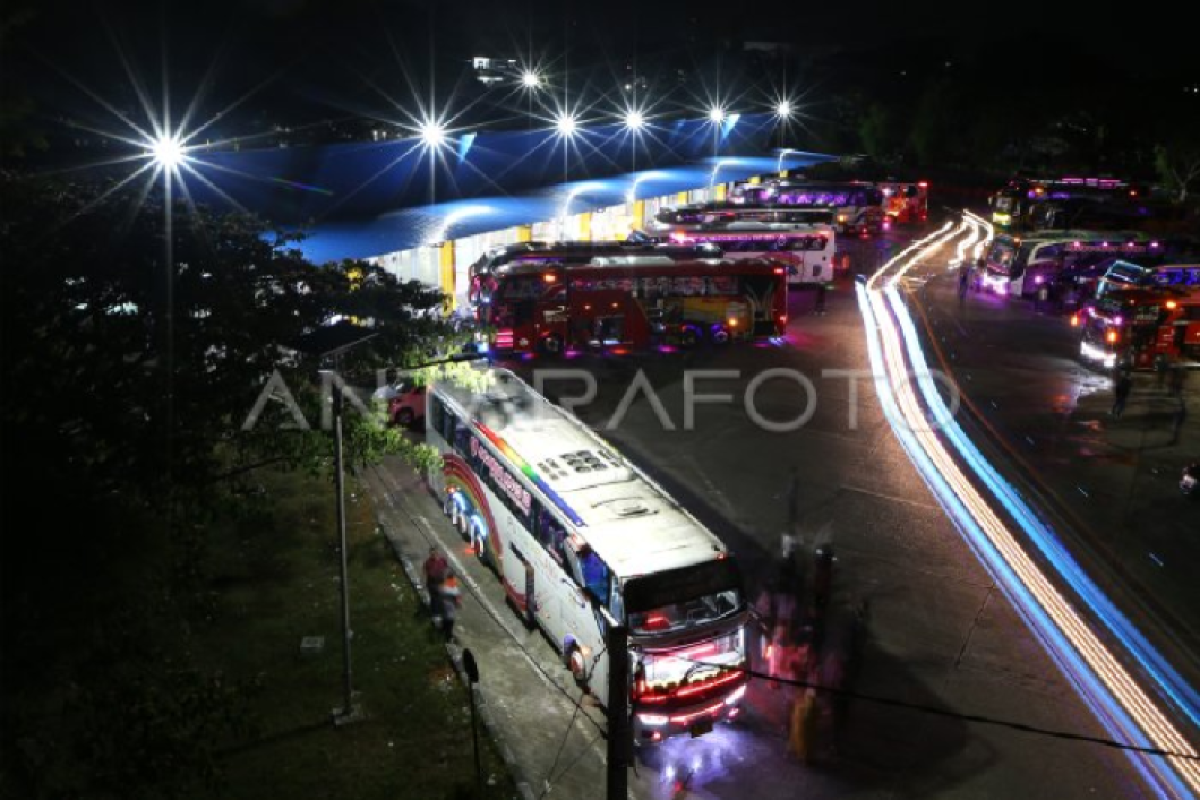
(666, 222), (836, 286)
(426, 369), (750, 743)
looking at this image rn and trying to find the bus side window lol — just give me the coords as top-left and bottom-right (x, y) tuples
(579, 549), (610, 606)
(443, 408), (458, 444)
(430, 397), (445, 438)
(454, 425), (471, 457)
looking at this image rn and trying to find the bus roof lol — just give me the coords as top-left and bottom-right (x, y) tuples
(672, 222), (834, 235)
(433, 369), (729, 577)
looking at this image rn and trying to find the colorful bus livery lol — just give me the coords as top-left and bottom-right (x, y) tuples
(427, 370), (750, 743)
(731, 180), (884, 236)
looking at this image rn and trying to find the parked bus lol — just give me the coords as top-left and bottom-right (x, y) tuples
(1016, 235), (1156, 297)
(1079, 286), (1200, 370)
(426, 369), (750, 742)
(653, 202), (835, 229)
(469, 241), (720, 310)
(488, 257), (787, 354)
(730, 180), (884, 235)
(664, 222), (836, 286)
(989, 176), (1137, 232)
(981, 230), (1146, 296)
(877, 180), (929, 225)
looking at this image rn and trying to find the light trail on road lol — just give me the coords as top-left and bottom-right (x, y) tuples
(858, 215), (1200, 798)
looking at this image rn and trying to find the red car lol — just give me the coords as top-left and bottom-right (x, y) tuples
(386, 384), (426, 428)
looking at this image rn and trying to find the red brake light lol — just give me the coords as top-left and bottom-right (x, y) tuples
(773, 267), (785, 275)
(543, 273), (557, 283)
(1166, 300), (1178, 310)
(643, 614), (670, 631)
(917, 181), (929, 188)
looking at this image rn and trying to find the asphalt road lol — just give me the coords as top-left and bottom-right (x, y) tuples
(472, 227), (1154, 798)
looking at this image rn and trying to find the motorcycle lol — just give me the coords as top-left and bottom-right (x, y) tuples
(1182, 463), (1199, 498)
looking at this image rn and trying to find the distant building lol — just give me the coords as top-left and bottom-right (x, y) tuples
(471, 56), (521, 88)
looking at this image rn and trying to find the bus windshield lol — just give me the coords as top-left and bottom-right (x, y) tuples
(624, 559), (744, 636)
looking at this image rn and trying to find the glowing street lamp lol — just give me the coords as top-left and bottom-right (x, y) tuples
(555, 113), (578, 137)
(150, 134), (185, 170)
(419, 119), (446, 149)
(623, 109), (644, 131)
(775, 100), (793, 119)
(521, 70), (542, 89)
(708, 105), (725, 123)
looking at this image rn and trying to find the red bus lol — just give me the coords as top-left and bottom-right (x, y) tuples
(1078, 286), (1200, 370)
(877, 180), (929, 225)
(469, 242), (720, 310)
(489, 258), (788, 354)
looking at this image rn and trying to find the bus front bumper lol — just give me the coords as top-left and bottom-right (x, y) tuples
(633, 683), (747, 744)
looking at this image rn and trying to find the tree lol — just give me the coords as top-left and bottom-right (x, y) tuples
(1155, 141), (1200, 203)
(0, 170), (470, 798)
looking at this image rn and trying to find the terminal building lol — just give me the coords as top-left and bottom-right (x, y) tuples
(179, 112), (834, 309)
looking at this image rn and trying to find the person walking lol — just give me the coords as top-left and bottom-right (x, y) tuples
(1111, 372), (1133, 419)
(440, 570), (462, 643)
(423, 546), (448, 620)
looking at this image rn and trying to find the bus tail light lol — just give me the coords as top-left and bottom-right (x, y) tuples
(1070, 314), (1080, 327)
(778, 314), (787, 324)
(1166, 300), (1178, 310)
(543, 273), (557, 283)
(728, 318), (738, 328)
(1106, 330), (1118, 344)
(773, 267), (785, 275)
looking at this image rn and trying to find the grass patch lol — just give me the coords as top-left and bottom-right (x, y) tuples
(199, 466), (519, 800)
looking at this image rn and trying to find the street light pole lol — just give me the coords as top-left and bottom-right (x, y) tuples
(331, 357), (357, 726)
(319, 332), (380, 727)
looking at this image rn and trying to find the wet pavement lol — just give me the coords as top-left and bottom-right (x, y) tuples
(361, 224), (1157, 799)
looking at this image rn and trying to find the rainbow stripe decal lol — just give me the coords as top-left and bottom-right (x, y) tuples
(442, 453), (504, 566)
(475, 423), (586, 527)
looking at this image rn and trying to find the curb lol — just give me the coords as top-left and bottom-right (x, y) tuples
(380, 516), (537, 800)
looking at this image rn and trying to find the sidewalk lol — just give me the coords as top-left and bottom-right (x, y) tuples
(362, 460), (614, 800)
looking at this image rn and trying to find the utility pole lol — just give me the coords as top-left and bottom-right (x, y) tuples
(606, 621), (630, 800)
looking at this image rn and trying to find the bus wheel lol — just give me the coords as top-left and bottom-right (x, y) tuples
(680, 327), (699, 348)
(542, 334), (563, 355)
(566, 645), (588, 688)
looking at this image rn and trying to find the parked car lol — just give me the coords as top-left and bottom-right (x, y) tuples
(387, 383), (427, 428)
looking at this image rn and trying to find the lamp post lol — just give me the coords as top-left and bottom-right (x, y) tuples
(319, 332), (380, 727)
(776, 147), (796, 174)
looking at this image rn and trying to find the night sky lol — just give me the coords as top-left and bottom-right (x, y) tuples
(4, 0), (1194, 147)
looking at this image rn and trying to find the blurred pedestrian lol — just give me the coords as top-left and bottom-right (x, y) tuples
(1155, 354), (1170, 391)
(1111, 372), (1133, 419)
(1035, 282), (1049, 313)
(1169, 366), (1187, 398)
(814, 283), (828, 315)
(1171, 400), (1187, 446)
(440, 570), (462, 643)
(424, 546), (448, 618)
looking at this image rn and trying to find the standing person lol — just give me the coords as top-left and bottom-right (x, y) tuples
(423, 546), (448, 620)
(958, 264), (971, 301)
(1111, 372), (1133, 419)
(440, 570), (462, 643)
